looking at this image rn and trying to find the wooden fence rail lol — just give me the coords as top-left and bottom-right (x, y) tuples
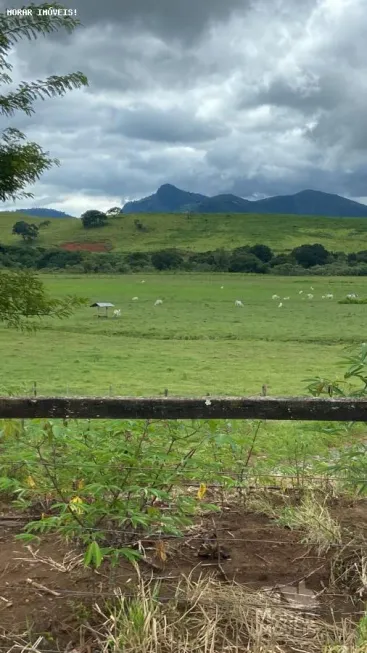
(0, 395), (367, 420)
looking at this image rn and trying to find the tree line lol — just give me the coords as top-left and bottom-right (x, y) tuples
(2, 241), (367, 275)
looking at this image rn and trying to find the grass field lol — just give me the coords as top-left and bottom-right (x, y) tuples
(1, 273), (366, 396)
(3, 271), (367, 651)
(1, 209), (367, 253)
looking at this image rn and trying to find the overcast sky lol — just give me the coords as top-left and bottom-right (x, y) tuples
(1, 0), (367, 216)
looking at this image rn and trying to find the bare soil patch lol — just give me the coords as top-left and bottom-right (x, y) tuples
(0, 499), (366, 649)
(61, 242), (111, 252)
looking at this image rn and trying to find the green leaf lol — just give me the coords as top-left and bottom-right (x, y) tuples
(118, 548), (142, 564)
(208, 420), (219, 434)
(15, 533), (40, 544)
(84, 540), (103, 569)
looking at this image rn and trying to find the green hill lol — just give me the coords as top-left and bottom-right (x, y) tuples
(1, 210), (367, 254)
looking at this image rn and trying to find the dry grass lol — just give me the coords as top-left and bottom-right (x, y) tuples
(331, 535), (367, 600)
(83, 572), (345, 653)
(248, 491), (342, 555)
(3, 572), (367, 653)
(14, 545), (83, 573)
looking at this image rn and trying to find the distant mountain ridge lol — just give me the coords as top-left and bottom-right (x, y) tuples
(13, 208), (73, 218)
(122, 184), (367, 218)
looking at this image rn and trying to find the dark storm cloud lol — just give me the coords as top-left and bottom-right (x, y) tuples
(1, 0), (367, 214)
(1, 0), (252, 43)
(110, 105), (228, 143)
(227, 167), (367, 201)
(247, 73), (345, 115)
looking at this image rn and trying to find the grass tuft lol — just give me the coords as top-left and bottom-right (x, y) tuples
(83, 573), (358, 653)
(249, 491), (342, 554)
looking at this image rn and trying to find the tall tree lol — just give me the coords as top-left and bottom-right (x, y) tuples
(0, 3), (88, 202)
(0, 4), (89, 328)
(12, 220), (39, 241)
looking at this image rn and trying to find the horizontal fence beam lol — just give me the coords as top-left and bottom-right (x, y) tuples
(0, 395), (366, 421)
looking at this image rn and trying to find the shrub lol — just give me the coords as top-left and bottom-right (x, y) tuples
(212, 248), (230, 271)
(81, 210), (108, 229)
(249, 243), (273, 262)
(134, 219), (149, 232)
(126, 252), (152, 269)
(269, 263), (305, 275)
(338, 297), (367, 304)
(37, 250), (84, 269)
(291, 243), (330, 268)
(228, 252), (267, 273)
(269, 254), (292, 267)
(151, 249), (184, 270)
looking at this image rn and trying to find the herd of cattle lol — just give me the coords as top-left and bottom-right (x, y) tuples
(111, 289), (359, 316)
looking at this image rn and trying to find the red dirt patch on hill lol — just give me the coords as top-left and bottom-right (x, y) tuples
(61, 242), (110, 252)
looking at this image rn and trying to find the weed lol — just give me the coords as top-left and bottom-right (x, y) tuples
(276, 493), (342, 554)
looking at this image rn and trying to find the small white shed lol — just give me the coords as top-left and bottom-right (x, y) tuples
(90, 302), (115, 318)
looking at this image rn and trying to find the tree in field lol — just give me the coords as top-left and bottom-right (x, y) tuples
(106, 206), (122, 216)
(81, 210), (108, 228)
(0, 4), (89, 328)
(12, 220), (39, 242)
(291, 243), (330, 268)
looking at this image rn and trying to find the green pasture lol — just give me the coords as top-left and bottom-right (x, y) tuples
(1, 209), (367, 253)
(0, 273), (366, 396)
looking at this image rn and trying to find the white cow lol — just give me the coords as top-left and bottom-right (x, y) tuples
(307, 294), (314, 299)
(155, 299), (163, 305)
(299, 291), (303, 294)
(235, 300), (244, 307)
(283, 297), (290, 300)
(132, 297), (139, 301)
(278, 302), (283, 308)
(347, 293), (358, 299)
(272, 294), (280, 300)
(326, 293), (333, 299)
(141, 280), (146, 283)
(113, 309), (121, 317)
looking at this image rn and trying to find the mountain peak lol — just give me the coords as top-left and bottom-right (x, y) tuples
(157, 183), (179, 192)
(122, 185), (367, 218)
(156, 184), (184, 199)
(295, 189), (331, 196)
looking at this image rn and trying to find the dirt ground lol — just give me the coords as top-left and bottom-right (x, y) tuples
(0, 498), (366, 649)
(60, 242), (111, 252)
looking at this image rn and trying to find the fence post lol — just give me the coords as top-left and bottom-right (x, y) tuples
(33, 381), (37, 397)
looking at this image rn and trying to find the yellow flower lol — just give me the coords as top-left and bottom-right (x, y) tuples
(197, 483), (207, 500)
(69, 496), (84, 514)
